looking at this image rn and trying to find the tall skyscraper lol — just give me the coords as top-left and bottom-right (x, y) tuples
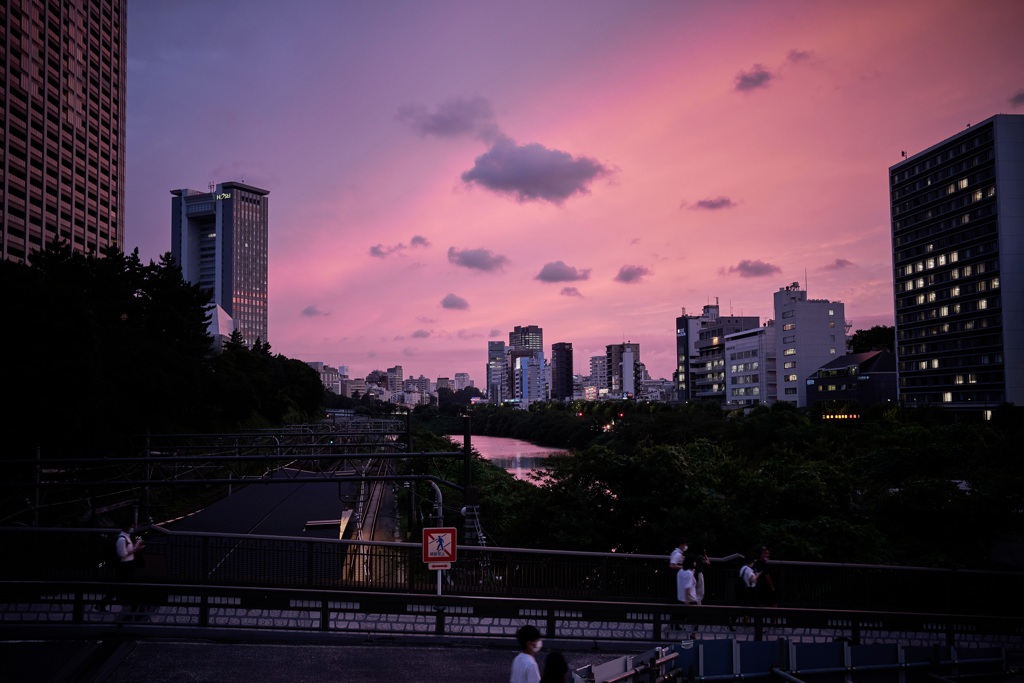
(550, 342), (574, 401)
(486, 340), (507, 403)
(890, 114), (1023, 412)
(171, 181), (270, 348)
(773, 283), (846, 408)
(1, 0), (127, 264)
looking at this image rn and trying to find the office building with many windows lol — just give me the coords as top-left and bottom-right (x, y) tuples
(171, 181), (269, 348)
(2, 0), (126, 264)
(550, 342), (574, 401)
(890, 114), (1023, 412)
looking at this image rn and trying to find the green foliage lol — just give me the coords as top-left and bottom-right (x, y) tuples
(849, 325), (895, 353)
(0, 243), (325, 455)
(415, 398), (1024, 568)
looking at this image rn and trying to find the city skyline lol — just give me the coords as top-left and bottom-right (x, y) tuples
(123, 0), (1024, 382)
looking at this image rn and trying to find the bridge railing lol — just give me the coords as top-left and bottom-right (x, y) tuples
(0, 526), (1019, 616)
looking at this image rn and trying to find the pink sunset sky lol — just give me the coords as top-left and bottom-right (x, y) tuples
(125, 0), (1024, 385)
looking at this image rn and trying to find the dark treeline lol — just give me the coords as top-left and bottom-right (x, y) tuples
(411, 399), (1024, 570)
(0, 243), (325, 458)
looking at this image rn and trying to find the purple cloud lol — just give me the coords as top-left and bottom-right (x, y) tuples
(1010, 89), (1024, 108)
(397, 97), (498, 140)
(370, 235), (431, 258)
(461, 138), (612, 204)
(301, 305), (329, 317)
(727, 259), (781, 277)
(535, 260), (591, 283)
(410, 234), (430, 247)
(687, 196), (736, 211)
(735, 64), (774, 92)
(614, 265), (651, 283)
(410, 329), (431, 339)
(823, 258), (855, 270)
(447, 246), (509, 271)
(488, 328), (502, 337)
(560, 286), (583, 297)
(787, 49), (813, 64)
(441, 293), (470, 310)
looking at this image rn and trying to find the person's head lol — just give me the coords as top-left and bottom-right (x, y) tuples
(758, 546), (771, 560)
(678, 539), (689, 551)
(516, 624), (542, 654)
(542, 650), (569, 681)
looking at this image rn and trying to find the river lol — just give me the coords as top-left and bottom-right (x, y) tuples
(448, 435), (567, 482)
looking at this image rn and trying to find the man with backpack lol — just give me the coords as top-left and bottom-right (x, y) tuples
(96, 522), (144, 611)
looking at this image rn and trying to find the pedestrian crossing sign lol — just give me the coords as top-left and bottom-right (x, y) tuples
(422, 527), (457, 563)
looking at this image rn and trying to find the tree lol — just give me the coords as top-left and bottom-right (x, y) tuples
(849, 325), (895, 353)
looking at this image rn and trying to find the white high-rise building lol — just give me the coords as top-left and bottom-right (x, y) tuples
(724, 323), (777, 407)
(774, 283), (847, 408)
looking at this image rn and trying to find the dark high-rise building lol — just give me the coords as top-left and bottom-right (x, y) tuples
(171, 181), (270, 348)
(1, 0), (127, 264)
(550, 342), (573, 401)
(889, 114), (1023, 412)
(606, 342), (641, 398)
(509, 324), (543, 352)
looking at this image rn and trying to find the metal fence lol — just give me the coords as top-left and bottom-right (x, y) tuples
(1, 526), (1020, 617)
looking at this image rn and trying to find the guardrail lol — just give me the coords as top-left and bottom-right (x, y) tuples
(1, 580), (1021, 651)
(1, 526), (1021, 618)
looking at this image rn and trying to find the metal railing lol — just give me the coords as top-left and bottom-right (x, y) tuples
(2, 526), (1022, 619)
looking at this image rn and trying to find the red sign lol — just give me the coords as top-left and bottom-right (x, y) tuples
(422, 527), (457, 563)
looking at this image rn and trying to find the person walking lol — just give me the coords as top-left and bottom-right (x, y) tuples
(510, 624), (542, 683)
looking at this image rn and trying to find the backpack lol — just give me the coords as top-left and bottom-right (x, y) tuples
(97, 532), (121, 570)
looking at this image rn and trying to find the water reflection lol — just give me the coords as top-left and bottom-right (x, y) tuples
(449, 435), (567, 482)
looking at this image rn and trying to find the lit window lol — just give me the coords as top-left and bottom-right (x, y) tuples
(785, 374), (797, 382)
(938, 254), (947, 266)
(927, 292), (936, 302)
(978, 299), (988, 310)
(973, 190), (983, 202)
(952, 269), (959, 280)
(919, 361), (929, 370)
(926, 258), (935, 269)
(992, 277), (999, 289)
(916, 295), (925, 305)
(950, 251), (959, 262)
(828, 309), (835, 316)
(915, 262), (924, 272)
(951, 286), (959, 296)
(940, 306), (948, 317)
(955, 374), (964, 385)
(784, 361), (796, 369)
(931, 359), (939, 369)
(829, 348), (837, 355)
(958, 178), (968, 190)
(784, 348), (796, 356)
(942, 392), (952, 402)
(783, 323), (795, 331)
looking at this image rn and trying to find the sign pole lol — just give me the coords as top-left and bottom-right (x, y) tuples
(436, 568), (442, 596)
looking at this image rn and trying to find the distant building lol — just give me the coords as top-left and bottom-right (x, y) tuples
(436, 377), (451, 392)
(2, 0), (127, 264)
(340, 377), (367, 399)
(171, 181), (270, 348)
(889, 114), (1024, 413)
(774, 283), (846, 408)
(550, 342), (574, 401)
(386, 366), (403, 393)
(723, 323), (777, 408)
(606, 342), (641, 398)
(806, 350), (898, 409)
(486, 341), (507, 403)
(589, 355), (608, 393)
(454, 373), (472, 391)
(676, 303), (760, 404)
(306, 362), (341, 395)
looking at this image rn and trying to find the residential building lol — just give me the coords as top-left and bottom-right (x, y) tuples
(550, 342), (574, 401)
(589, 355), (608, 394)
(606, 342), (641, 398)
(774, 283), (847, 408)
(724, 323), (777, 408)
(806, 350), (898, 409)
(436, 377), (451, 392)
(454, 373), (472, 391)
(306, 361), (341, 395)
(385, 365), (403, 394)
(676, 303), (759, 403)
(171, 181), (270, 348)
(1, 0), (127, 264)
(890, 114), (1024, 412)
